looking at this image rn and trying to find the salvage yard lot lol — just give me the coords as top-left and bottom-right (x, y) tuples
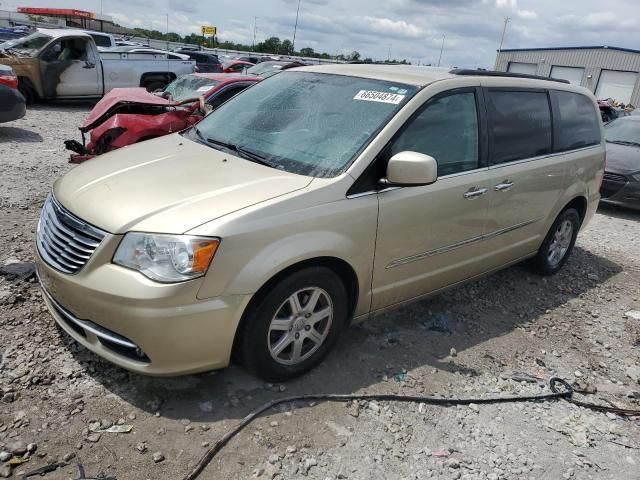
(0, 105), (639, 480)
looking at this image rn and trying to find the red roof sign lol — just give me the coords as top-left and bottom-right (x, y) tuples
(17, 7), (95, 18)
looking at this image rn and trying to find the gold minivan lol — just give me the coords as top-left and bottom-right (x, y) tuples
(35, 65), (605, 380)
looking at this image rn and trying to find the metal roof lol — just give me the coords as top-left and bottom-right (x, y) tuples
(499, 46), (640, 55)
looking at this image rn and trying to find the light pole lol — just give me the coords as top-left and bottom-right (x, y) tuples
(495, 17), (510, 69)
(437, 34), (445, 67)
(252, 16), (257, 51)
(291, 0), (301, 54)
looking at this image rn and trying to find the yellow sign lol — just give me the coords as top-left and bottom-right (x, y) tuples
(201, 26), (217, 36)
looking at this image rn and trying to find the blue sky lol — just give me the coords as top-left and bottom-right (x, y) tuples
(2, 0), (639, 67)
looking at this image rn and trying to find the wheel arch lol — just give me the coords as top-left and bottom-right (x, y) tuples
(563, 196), (588, 224)
(230, 256), (360, 362)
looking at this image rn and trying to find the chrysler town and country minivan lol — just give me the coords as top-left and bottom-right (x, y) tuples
(35, 65), (605, 380)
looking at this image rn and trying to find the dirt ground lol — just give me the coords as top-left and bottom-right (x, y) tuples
(0, 105), (639, 480)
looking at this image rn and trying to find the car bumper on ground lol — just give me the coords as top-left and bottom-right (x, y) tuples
(600, 173), (640, 210)
(0, 85), (26, 123)
(35, 249), (251, 376)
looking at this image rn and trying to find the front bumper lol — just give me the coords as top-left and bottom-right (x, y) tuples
(0, 85), (26, 123)
(35, 247), (251, 376)
(600, 174), (640, 211)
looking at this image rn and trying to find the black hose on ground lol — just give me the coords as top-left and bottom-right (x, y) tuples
(185, 377), (640, 480)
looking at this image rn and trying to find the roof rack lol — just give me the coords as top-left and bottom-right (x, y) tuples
(449, 69), (570, 84)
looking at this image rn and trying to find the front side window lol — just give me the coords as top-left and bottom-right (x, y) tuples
(207, 85), (248, 109)
(552, 91), (601, 151)
(487, 90), (552, 164)
(188, 71), (416, 177)
(390, 92), (479, 176)
(90, 34), (111, 48)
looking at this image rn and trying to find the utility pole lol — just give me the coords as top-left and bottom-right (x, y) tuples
(292, 0), (301, 53)
(495, 17), (510, 69)
(437, 34), (445, 67)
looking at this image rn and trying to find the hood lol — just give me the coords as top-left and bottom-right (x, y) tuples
(81, 88), (199, 132)
(54, 134), (313, 234)
(605, 141), (640, 175)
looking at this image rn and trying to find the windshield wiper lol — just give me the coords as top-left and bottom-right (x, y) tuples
(190, 125), (208, 145)
(206, 137), (276, 168)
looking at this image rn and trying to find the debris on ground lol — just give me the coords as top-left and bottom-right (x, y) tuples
(0, 261), (35, 281)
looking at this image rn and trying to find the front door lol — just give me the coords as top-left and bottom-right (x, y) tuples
(39, 37), (101, 98)
(372, 89), (492, 310)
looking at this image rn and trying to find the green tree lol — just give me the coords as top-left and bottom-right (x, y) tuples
(299, 47), (315, 57)
(257, 37), (282, 54)
(349, 51), (361, 61)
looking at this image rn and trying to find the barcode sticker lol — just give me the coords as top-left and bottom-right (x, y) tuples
(353, 90), (405, 104)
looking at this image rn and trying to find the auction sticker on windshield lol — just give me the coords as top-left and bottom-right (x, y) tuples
(353, 90), (405, 104)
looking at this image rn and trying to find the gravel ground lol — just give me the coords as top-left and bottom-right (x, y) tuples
(0, 105), (639, 480)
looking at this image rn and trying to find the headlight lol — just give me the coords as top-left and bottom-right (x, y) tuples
(113, 233), (219, 282)
(632, 173), (640, 182)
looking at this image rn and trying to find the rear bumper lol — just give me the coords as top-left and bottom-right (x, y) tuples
(0, 86), (26, 123)
(35, 248), (251, 376)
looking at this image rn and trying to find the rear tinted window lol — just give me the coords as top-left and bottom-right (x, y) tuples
(90, 34), (111, 48)
(487, 90), (552, 164)
(552, 91), (601, 151)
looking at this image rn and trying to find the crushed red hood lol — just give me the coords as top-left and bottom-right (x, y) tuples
(80, 88), (199, 132)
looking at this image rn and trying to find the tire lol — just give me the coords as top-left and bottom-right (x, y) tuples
(18, 83), (35, 104)
(530, 208), (580, 275)
(238, 267), (348, 381)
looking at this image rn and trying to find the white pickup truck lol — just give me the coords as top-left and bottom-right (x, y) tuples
(0, 28), (195, 102)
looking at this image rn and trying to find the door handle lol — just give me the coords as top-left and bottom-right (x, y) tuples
(83, 62), (96, 69)
(463, 187), (488, 199)
(494, 181), (514, 192)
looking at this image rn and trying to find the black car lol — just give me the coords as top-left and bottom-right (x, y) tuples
(235, 55), (261, 64)
(175, 50), (223, 73)
(600, 116), (640, 210)
(0, 65), (26, 123)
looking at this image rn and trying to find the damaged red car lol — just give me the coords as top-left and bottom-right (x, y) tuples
(65, 73), (260, 162)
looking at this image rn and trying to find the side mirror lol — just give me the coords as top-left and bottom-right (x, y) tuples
(383, 151), (438, 186)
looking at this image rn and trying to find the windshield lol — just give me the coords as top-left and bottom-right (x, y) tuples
(186, 71), (417, 177)
(163, 75), (220, 101)
(605, 118), (640, 145)
(0, 32), (52, 57)
(246, 62), (285, 77)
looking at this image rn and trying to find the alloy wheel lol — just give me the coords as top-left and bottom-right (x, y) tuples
(267, 287), (333, 365)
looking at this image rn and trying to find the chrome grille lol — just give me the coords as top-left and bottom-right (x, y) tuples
(36, 195), (106, 274)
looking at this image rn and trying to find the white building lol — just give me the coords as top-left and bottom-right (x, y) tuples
(495, 46), (640, 106)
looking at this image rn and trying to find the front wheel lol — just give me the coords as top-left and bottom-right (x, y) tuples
(530, 208), (580, 275)
(238, 267), (348, 381)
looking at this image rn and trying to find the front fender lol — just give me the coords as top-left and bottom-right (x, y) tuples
(199, 230), (361, 298)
